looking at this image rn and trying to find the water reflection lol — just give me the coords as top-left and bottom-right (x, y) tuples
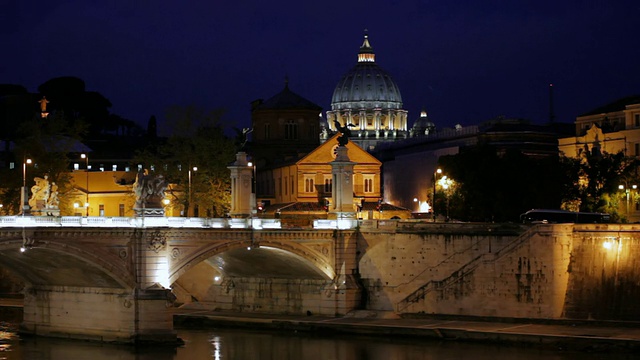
(0, 326), (635, 360)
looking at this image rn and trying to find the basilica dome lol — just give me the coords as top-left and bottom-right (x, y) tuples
(330, 34), (403, 111)
(326, 33), (408, 150)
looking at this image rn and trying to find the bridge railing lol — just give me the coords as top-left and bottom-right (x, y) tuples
(0, 216), (366, 229)
(0, 216), (256, 228)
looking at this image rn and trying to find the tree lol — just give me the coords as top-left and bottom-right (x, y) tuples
(0, 111), (87, 214)
(134, 106), (236, 217)
(439, 145), (565, 222)
(560, 146), (640, 222)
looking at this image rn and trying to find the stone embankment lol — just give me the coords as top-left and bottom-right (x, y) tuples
(174, 309), (640, 353)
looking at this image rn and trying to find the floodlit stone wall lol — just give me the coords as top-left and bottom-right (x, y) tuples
(21, 286), (135, 342)
(359, 222), (640, 321)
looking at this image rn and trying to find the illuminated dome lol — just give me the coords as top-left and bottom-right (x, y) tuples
(411, 109), (435, 136)
(330, 34), (403, 110)
(326, 32), (408, 150)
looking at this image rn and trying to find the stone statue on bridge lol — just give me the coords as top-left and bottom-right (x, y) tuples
(133, 169), (169, 216)
(28, 175), (60, 216)
(333, 120), (355, 146)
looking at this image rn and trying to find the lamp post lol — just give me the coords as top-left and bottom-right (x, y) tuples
(618, 183), (637, 220)
(248, 161), (257, 214)
(441, 176), (451, 221)
(432, 168), (442, 221)
(187, 166), (197, 217)
(21, 158), (32, 216)
(80, 153), (89, 216)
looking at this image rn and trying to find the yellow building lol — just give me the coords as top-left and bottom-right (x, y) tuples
(67, 170), (137, 217)
(67, 170), (189, 217)
(257, 135), (411, 222)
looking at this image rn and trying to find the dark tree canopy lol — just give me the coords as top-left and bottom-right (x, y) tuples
(439, 145), (563, 222)
(135, 105), (236, 217)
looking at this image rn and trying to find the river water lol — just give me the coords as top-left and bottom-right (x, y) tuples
(0, 323), (634, 360)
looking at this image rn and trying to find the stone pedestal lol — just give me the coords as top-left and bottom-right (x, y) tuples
(329, 146), (356, 218)
(19, 186), (30, 215)
(228, 152), (253, 218)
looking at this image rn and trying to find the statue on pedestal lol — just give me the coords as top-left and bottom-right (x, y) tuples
(333, 120), (355, 146)
(27, 175), (60, 216)
(133, 169), (169, 216)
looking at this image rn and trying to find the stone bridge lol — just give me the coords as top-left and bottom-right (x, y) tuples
(0, 216), (359, 343)
(1, 217), (640, 344)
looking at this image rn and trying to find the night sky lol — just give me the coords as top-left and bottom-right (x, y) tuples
(4, 1), (640, 134)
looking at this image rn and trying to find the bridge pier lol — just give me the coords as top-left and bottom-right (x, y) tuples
(20, 285), (176, 343)
(12, 226), (180, 344)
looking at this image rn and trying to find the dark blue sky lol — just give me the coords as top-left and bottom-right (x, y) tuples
(3, 1), (640, 134)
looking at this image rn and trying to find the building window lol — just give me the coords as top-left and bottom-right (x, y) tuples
(285, 120), (298, 140)
(324, 177), (332, 193)
(264, 123), (270, 140)
(305, 177), (315, 193)
(99, 204), (105, 217)
(364, 176), (374, 193)
(291, 176), (294, 196)
(635, 114), (640, 127)
(636, 143), (640, 157)
(278, 177), (282, 196)
(73, 163), (79, 170)
(119, 204), (125, 217)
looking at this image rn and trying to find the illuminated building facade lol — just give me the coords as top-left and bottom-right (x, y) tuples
(558, 96), (640, 222)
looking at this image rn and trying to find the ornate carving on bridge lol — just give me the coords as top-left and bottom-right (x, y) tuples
(171, 247), (181, 260)
(146, 230), (167, 253)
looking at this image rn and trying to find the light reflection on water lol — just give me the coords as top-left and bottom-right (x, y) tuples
(0, 325), (635, 360)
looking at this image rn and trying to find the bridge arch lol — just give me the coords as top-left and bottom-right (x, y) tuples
(169, 237), (336, 284)
(0, 236), (135, 289)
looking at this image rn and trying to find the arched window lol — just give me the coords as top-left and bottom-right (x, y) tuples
(264, 123), (271, 140)
(324, 177), (332, 193)
(305, 178), (315, 193)
(285, 120), (298, 140)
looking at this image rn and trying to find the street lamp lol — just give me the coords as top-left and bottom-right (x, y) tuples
(247, 162), (256, 193)
(80, 153), (89, 216)
(618, 183), (637, 220)
(440, 176), (453, 220)
(432, 168), (442, 221)
(248, 161), (257, 213)
(21, 158), (32, 215)
(188, 166), (197, 217)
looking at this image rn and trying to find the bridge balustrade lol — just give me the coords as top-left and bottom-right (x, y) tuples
(0, 216), (295, 229)
(0, 216), (422, 230)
